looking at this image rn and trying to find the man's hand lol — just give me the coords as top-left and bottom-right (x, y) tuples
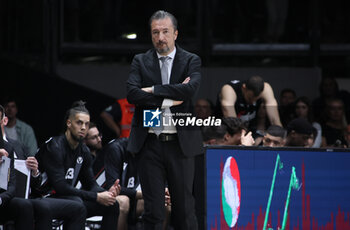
(108, 179), (121, 197)
(165, 187), (171, 207)
(0, 149), (8, 164)
(182, 77), (190, 84)
(97, 191), (117, 206)
(0, 149), (8, 158)
(141, 87), (153, 93)
(173, 101), (183, 106)
(26, 157), (39, 176)
(240, 130), (255, 146)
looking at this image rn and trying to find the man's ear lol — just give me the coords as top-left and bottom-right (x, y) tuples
(3, 117), (8, 126)
(174, 30), (178, 40)
(66, 119), (72, 129)
(223, 133), (232, 143)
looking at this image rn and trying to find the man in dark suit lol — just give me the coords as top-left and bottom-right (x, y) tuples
(126, 10), (203, 230)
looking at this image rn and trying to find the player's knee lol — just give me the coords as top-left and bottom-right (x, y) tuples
(77, 202), (87, 216)
(70, 199), (87, 219)
(17, 199), (33, 214)
(116, 195), (130, 215)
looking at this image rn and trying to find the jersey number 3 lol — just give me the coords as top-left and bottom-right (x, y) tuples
(65, 168), (74, 179)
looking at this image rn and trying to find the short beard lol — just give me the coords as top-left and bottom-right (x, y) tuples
(156, 46), (169, 55)
(87, 144), (102, 151)
(71, 133), (84, 143)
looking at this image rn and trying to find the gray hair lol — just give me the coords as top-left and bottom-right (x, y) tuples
(149, 10), (178, 31)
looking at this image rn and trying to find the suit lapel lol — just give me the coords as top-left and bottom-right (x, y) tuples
(146, 46), (185, 85)
(170, 48), (185, 84)
(146, 50), (162, 85)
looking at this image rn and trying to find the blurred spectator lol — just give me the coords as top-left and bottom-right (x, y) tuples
(306, 128), (318, 148)
(4, 98), (38, 156)
(217, 76), (281, 134)
(294, 97), (322, 148)
(279, 88), (296, 127)
(285, 118), (314, 147)
(321, 98), (348, 147)
(195, 98), (214, 119)
(280, 88), (296, 107)
(312, 76), (350, 123)
(100, 98), (135, 144)
(202, 117), (254, 146)
(262, 125), (286, 147)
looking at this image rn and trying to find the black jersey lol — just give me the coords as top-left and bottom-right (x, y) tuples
(217, 80), (262, 130)
(104, 138), (139, 199)
(36, 135), (103, 201)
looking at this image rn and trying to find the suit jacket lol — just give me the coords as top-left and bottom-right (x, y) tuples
(126, 45), (203, 157)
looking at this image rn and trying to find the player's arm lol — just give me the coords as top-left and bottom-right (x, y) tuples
(260, 82), (282, 126)
(220, 84), (237, 117)
(104, 144), (124, 189)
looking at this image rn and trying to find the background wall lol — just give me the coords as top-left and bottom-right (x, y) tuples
(58, 64), (323, 103)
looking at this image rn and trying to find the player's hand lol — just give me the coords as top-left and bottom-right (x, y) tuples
(108, 179), (121, 197)
(240, 130), (255, 146)
(26, 157), (39, 176)
(97, 191), (117, 206)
